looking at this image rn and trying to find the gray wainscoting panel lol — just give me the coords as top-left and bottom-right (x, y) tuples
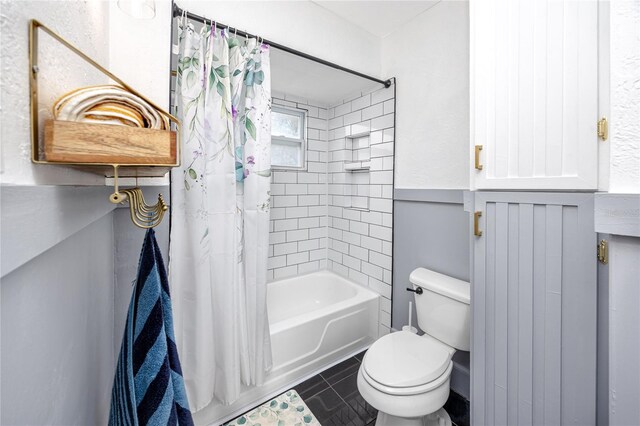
(594, 193), (640, 237)
(597, 235), (609, 426)
(1, 213), (116, 424)
(393, 190), (470, 398)
(472, 192), (596, 426)
(608, 234), (640, 426)
(0, 185), (116, 277)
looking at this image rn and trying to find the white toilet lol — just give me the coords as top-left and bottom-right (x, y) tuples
(357, 268), (470, 426)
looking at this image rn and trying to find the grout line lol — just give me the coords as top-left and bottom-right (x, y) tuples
(318, 356), (373, 425)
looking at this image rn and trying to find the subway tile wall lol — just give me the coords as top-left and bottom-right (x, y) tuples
(267, 95), (329, 281)
(327, 85), (396, 337)
(268, 85), (395, 338)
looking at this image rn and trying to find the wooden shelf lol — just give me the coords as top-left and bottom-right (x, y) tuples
(43, 119), (177, 165)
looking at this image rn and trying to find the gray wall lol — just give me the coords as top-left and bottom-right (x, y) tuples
(392, 189), (471, 398)
(0, 186), (169, 425)
(594, 193), (640, 426)
(597, 235), (609, 426)
(1, 204), (116, 425)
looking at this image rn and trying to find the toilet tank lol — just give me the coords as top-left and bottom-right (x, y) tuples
(410, 268), (470, 351)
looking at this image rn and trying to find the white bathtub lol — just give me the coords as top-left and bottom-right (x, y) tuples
(193, 271), (380, 425)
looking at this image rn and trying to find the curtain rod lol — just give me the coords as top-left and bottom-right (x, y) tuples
(172, 3), (392, 89)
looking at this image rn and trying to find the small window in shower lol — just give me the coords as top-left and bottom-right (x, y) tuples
(271, 106), (306, 169)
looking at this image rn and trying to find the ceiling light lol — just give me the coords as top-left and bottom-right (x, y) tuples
(117, 0), (156, 19)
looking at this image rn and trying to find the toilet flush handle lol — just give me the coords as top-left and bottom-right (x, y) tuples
(406, 287), (423, 295)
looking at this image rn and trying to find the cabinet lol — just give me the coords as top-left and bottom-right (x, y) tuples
(471, 0), (600, 190)
(471, 192), (596, 425)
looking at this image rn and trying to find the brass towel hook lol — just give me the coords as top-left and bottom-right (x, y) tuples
(109, 166), (168, 229)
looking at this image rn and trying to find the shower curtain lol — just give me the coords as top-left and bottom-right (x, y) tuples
(169, 20), (272, 410)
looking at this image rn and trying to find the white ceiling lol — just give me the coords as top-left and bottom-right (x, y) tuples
(272, 1), (441, 105)
(311, 1), (440, 38)
(270, 48), (381, 106)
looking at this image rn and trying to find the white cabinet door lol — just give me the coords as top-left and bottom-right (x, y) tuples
(471, 0), (599, 190)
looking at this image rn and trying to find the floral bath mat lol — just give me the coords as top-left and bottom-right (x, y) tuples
(225, 389), (321, 426)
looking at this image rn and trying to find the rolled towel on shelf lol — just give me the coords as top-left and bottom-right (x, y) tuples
(53, 85), (170, 130)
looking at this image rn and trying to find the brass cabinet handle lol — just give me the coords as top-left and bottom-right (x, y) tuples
(475, 145), (483, 170)
(474, 211), (482, 237)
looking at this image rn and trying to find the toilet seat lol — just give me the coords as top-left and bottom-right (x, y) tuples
(362, 359), (453, 396)
(362, 331), (454, 396)
(364, 331), (453, 386)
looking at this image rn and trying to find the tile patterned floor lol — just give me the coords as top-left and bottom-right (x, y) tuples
(296, 353), (376, 426)
(230, 350), (470, 426)
(295, 350), (468, 426)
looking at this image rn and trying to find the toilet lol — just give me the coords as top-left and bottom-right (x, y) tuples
(357, 268), (470, 426)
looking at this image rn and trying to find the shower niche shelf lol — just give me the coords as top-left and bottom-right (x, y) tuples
(344, 161), (371, 172)
(344, 129), (371, 173)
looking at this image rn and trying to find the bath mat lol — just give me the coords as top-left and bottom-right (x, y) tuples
(225, 389), (321, 426)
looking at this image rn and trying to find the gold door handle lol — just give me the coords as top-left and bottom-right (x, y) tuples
(475, 145), (483, 170)
(474, 211), (482, 237)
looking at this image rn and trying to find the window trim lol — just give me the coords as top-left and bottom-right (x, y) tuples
(271, 105), (307, 170)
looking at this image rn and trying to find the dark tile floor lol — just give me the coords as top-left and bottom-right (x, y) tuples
(296, 352), (378, 426)
(227, 350), (469, 425)
(295, 350), (469, 426)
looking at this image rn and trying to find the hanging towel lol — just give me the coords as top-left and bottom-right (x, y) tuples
(109, 229), (193, 426)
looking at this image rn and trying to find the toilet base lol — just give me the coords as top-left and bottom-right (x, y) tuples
(375, 407), (451, 426)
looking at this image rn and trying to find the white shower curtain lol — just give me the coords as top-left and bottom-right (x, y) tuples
(169, 20), (272, 410)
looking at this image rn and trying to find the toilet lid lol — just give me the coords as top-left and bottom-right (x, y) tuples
(363, 331), (452, 388)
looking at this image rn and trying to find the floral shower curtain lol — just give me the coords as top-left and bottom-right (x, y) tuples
(169, 19), (272, 410)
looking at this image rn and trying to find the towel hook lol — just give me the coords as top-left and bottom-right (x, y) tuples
(109, 165), (168, 229)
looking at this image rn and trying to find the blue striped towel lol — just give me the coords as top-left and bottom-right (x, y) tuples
(110, 229), (193, 426)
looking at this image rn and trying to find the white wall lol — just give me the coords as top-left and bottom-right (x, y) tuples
(382, 1), (470, 189)
(0, 0), (109, 186)
(177, 0), (382, 79)
(609, 0), (640, 194)
(108, 0), (172, 110)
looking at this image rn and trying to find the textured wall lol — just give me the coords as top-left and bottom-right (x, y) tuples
(0, 0), (109, 185)
(108, 1), (171, 111)
(382, 1), (469, 189)
(610, 0), (640, 194)
(607, 5), (640, 423)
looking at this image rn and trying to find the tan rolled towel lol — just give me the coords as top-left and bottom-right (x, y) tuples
(53, 85), (169, 130)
